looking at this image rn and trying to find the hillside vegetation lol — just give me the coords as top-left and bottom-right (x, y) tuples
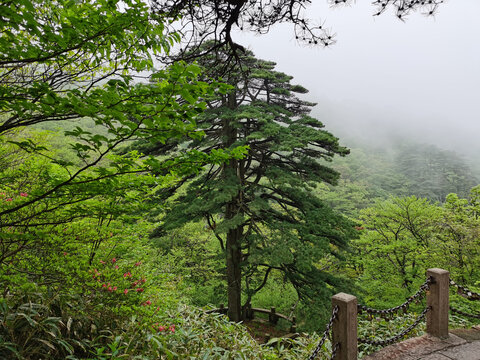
(1, 1), (479, 359)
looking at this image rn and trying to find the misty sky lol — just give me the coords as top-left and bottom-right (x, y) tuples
(235, 1), (480, 156)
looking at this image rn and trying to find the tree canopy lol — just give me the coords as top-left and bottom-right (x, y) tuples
(0, 0), (245, 289)
(0, 0), (242, 231)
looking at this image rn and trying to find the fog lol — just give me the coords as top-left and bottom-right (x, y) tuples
(235, 1), (480, 158)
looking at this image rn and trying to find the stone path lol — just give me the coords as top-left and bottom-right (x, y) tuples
(363, 327), (480, 360)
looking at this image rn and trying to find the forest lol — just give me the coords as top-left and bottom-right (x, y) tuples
(1, 0), (479, 359)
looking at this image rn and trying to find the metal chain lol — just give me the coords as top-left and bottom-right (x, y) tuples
(450, 306), (480, 319)
(358, 277), (432, 317)
(358, 306), (431, 346)
(330, 342), (339, 360)
(308, 305), (339, 360)
(449, 278), (480, 300)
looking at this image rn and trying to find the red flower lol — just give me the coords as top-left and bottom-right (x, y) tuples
(113, 286), (117, 291)
(123, 272), (131, 278)
(124, 289), (129, 295)
(5, 198), (12, 202)
(114, 265), (119, 270)
(169, 325), (175, 333)
(141, 278), (146, 283)
(100, 260), (106, 264)
(102, 284), (107, 288)
(135, 261), (142, 266)
(158, 326), (166, 332)
(143, 300), (151, 306)
(108, 286), (113, 292)
(111, 258), (116, 263)
(20, 192), (28, 197)
(135, 287), (144, 292)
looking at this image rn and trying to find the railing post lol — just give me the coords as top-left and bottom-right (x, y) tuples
(290, 316), (297, 333)
(248, 303), (254, 320)
(269, 306), (278, 325)
(242, 303), (254, 320)
(426, 268), (449, 339)
(332, 293), (357, 360)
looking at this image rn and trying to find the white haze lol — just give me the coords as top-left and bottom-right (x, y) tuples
(234, 1), (480, 158)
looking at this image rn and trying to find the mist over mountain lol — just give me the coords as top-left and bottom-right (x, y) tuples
(310, 100), (480, 181)
(313, 100), (479, 156)
(235, 1), (480, 178)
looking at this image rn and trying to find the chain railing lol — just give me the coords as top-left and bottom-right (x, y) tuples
(449, 277), (480, 319)
(357, 277), (432, 318)
(330, 342), (340, 360)
(358, 306), (431, 346)
(449, 278), (480, 300)
(449, 306), (480, 319)
(210, 271), (480, 360)
(308, 305), (339, 360)
(306, 270), (480, 360)
(357, 277), (432, 347)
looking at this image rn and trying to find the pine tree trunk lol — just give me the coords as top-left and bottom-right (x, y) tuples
(226, 221), (242, 322)
(224, 91), (243, 322)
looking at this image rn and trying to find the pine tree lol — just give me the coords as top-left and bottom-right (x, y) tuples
(151, 47), (356, 321)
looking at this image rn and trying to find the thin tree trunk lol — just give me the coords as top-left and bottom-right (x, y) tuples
(226, 221), (242, 321)
(224, 91), (243, 322)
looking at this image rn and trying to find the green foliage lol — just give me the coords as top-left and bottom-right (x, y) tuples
(0, 220), (187, 359)
(1, 0), (171, 133)
(351, 187), (480, 315)
(1, 0), (241, 255)
(314, 179), (376, 220)
(0, 130), (158, 293)
(2, 2), (480, 357)
(152, 221), (227, 306)
(449, 291), (480, 329)
(0, 61), (225, 225)
(353, 196), (438, 302)
(432, 187), (480, 281)
(0, 286), (335, 360)
(251, 278), (297, 321)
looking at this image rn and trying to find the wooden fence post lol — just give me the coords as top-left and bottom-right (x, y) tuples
(269, 306), (278, 325)
(426, 268), (449, 339)
(332, 293), (357, 360)
(290, 316), (297, 333)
